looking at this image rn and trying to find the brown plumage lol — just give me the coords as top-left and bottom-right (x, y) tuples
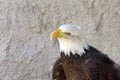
(52, 46), (120, 80)
(52, 59), (66, 80)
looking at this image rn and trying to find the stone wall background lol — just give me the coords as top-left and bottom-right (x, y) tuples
(0, 0), (120, 80)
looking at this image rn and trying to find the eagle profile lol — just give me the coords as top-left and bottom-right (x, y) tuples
(50, 24), (120, 80)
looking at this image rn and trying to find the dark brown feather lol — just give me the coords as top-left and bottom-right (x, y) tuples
(52, 46), (120, 80)
(52, 59), (66, 80)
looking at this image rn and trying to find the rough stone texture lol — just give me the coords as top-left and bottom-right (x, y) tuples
(0, 0), (120, 80)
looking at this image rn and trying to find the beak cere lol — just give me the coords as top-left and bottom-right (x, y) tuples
(50, 29), (62, 39)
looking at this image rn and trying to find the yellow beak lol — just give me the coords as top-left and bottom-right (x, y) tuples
(50, 29), (63, 40)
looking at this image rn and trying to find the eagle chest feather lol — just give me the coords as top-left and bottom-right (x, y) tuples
(60, 52), (90, 80)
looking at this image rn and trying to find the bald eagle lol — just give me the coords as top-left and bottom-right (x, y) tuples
(50, 24), (120, 80)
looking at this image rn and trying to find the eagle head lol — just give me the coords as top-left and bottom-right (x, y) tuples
(50, 24), (89, 56)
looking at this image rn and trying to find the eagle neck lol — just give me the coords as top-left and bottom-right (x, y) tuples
(60, 47), (89, 58)
(59, 38), (89, 56)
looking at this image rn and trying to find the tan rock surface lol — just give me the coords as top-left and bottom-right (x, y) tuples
(0, 0), (120, 80)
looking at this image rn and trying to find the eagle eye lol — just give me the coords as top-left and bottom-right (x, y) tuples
(64, 32), (71, 36)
